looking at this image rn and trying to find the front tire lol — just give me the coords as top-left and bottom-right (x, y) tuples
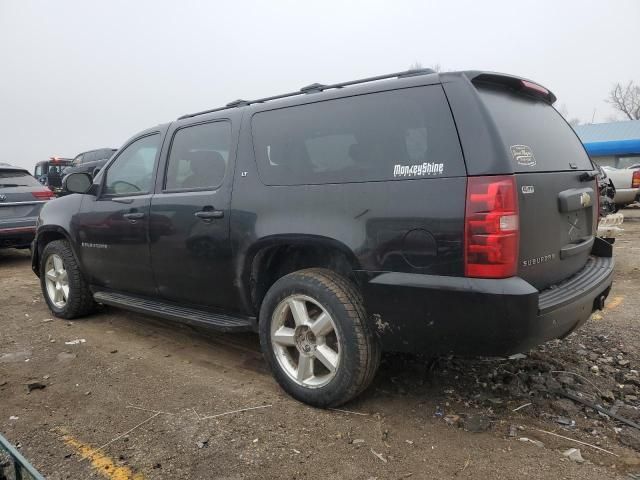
(259, 268), (380, 408)
(40, 240), (96, 319)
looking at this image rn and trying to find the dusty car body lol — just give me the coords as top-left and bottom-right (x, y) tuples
(33, 69), (614, 407)
(0, 164), (55, 248)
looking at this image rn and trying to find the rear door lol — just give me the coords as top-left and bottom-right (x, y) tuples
(477, 85), (596, 290)
(149, 119), (237, 310)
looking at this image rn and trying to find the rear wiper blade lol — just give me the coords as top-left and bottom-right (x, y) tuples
(0, 183), (19, 187)
(579, 171), (599, 182)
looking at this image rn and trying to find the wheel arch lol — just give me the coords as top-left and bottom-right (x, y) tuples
(241, 235), (362, 318)
(32, 226), (85, 280)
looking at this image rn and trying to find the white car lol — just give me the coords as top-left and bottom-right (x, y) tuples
(601, 166), (640, 209)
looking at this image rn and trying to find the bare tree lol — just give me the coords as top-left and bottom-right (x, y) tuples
(608, 81), (640, 120)
(557, 103), (581, 127)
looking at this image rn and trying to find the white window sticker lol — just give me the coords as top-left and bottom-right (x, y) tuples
(393, 162), (444, 178)
(510, 145), (536, 167)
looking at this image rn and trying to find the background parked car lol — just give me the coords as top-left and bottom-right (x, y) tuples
(0, 163), (55, 249)
(600, 165), (640, 210)
(34, 157), (73, 194)
(63, 148), (117, 178)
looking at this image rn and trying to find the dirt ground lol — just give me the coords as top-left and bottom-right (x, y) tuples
(1, 210), (639, 480)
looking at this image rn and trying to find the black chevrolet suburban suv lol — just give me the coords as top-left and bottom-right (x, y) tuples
(32, 69), (614, 407)
(63, 148), (117, 178)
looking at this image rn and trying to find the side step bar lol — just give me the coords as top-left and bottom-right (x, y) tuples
(93, 291), (255, 333)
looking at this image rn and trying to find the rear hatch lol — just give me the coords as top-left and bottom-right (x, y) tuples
(476, 83), (597, 290)
(0, 169), (54, 222)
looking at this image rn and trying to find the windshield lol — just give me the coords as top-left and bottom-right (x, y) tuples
(478, 86), (593, 172)
(47, 165), (66, 174)
(0, 170), (42, 187)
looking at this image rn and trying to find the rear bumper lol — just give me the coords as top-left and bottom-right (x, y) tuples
(0, 226), (36, 248)
(361, 253), (614, 356)
(0, 219), (37, 248)
(614, 187), (639, 205)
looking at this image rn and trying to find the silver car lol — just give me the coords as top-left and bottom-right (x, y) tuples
(0, 163), (55, 249)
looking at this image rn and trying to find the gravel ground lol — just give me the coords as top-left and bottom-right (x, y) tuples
(1, 209), (639, 480)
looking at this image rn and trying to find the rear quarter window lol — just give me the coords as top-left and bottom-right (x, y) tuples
(478, 86), (593, 172)
(251, 85), (465, 185)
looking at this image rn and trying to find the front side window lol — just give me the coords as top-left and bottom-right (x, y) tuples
(35, 165), (42, 177)
(164, 121), (231, 191)
(251, 85), (465, 185)
(104, 134), (160, 195)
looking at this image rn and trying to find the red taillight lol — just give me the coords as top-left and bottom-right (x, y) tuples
(595, 179), (601, 220)
(521, 80), (549, 96)
(465, 175), (519, 278)
(632, 170), (640, 189)
(32, 189), (56, 200)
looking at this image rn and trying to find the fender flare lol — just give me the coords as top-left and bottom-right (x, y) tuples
(32, 226), (87, 281)
(237, 234), (361, 313)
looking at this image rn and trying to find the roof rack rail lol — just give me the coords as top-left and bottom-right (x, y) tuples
(178, 68), (436, 120)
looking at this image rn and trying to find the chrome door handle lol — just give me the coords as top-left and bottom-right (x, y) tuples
(194, 210), (224, 220)
(123, 212), (145, 221)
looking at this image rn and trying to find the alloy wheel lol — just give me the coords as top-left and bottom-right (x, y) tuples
(270, 294), (341, 388)
(44, 253), (69, 308)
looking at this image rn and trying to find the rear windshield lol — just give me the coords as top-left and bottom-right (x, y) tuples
(251, 85), (465, 185)
(0, 170), (41, 187)
(478, 86), (592, 172)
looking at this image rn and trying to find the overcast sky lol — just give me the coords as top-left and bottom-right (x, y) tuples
(1, 0), (639, 171)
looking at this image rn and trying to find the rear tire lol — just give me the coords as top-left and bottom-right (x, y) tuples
(259, 268), (380, 408)
(40, 240), (96, 319)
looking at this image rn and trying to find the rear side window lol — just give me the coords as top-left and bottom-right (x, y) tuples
(478, 86), (592, 172)
(251, 85), (465, 185)
(164, 121), (231, 191)
(96, 149), (116, 160)
(0, 170), (41, 187)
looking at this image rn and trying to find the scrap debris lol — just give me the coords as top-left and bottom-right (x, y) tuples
(370, 448), (387, 463)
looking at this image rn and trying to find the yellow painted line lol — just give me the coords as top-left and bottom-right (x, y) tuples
(57, 428), (144, 480)
(605, 295), (624, 311)
(591, 312), (603, 321)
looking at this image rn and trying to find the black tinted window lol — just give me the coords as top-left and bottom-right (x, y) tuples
(0, 170), (41, 187)
(104, 134), (160, 195)
(165, 122), (230, 191)
(478, 86), (592, 172)
(252, 85), (465, 185)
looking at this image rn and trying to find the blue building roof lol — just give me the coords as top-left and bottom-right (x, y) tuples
(574, 120), (640, 157)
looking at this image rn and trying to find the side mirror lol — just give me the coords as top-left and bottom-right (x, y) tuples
(63, 172), (93, 194)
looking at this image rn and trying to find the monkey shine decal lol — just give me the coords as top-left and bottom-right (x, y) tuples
(393, 162), (444, 178)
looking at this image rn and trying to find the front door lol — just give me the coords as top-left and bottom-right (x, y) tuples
(149, 119), (237, 310)
(76, 132), (164, 295)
